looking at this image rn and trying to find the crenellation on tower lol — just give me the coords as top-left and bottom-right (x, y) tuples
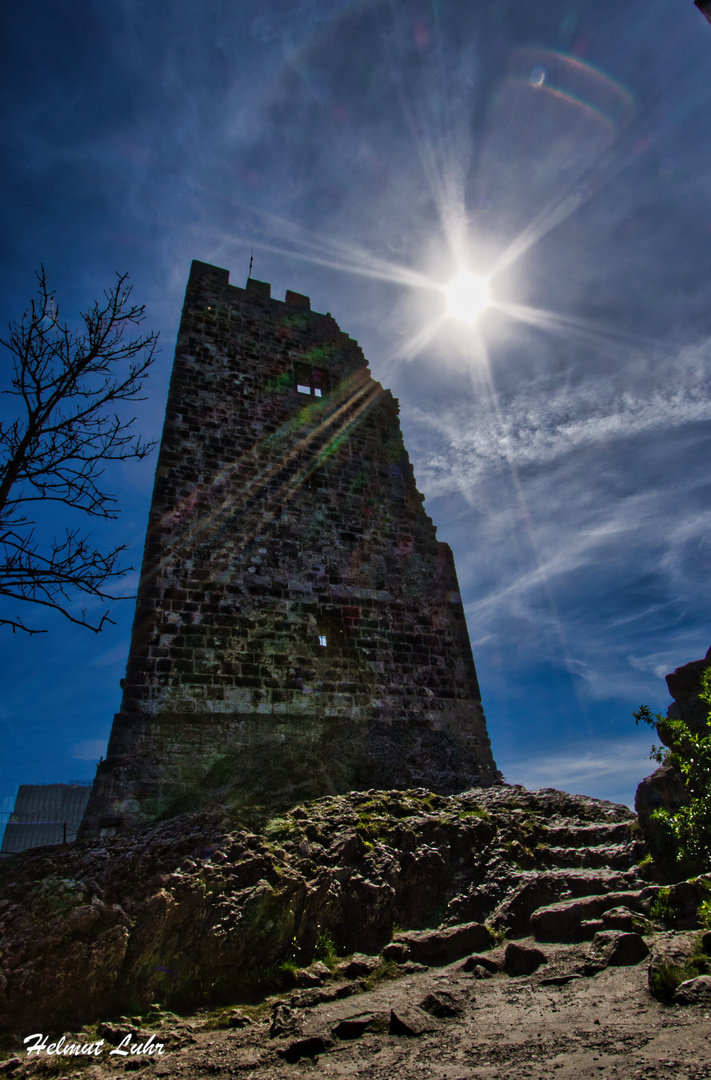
(81, 259), (497, 837)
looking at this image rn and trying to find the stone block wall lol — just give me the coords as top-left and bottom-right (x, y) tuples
(81, 260), (496, 835)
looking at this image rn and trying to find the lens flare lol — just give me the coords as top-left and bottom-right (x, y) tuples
(445, 272), (490, 323)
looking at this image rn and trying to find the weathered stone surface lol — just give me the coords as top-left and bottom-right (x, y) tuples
(601, 906), (649, 933)
(647, 930), (710, 1001)
(382, 941), (409, 962)
(530, 891), (646, 942)
(539, 973), (583, 986)
(530, 900), (584, 942)
(278, 1036), (331, 1062)
(639, 878), (711, 930)
(389, 1006), (436, 1036)
(418, 990), (463, 1017)
(461, 953), (499, 974)
(0, 784), (646, 1033)
(340, 954), (380, 978)
(332, 1013), (377, 1039)
(635, 645), (711, 838)
(673, 975), (711, 1004)
(227, 1011), (251, 1028)
(270, 1005), (297, 1038)
(5, 934), (708, 1077)
(395, 922), (494, 965)
(81, 259), (497, 836)
(504, 942), (547, 976)
(665, 645), (711, 735)
(634, 764), (688, 837)
(586, 931), (648, 968)
(296, 969), (323, 988)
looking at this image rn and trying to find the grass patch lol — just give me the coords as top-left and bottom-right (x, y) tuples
(649, 889), (679, 927)
(650, 961), (699, 1003)
(363, 960), (398, 991)
(651, 936), (711, 1003)
(457, 806), (491, 821)
(313, 929), (337, 967)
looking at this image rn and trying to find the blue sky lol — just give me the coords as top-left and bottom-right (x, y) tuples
(1, 0), (711, 812)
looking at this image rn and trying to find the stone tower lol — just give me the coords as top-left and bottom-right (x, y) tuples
(81, 260), (496, 835)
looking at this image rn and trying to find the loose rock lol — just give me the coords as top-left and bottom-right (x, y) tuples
(332, 1013), (377, 1039)
(389, 1006), (437, 1036)
(673, 975), (711, 1005)
(341, 953), (380, 978)
(461, 953), (499, 974)
(418, 990), (463, 1018)
(586, 931), (648, 968)
(278, 1036), (331, 1062)
(504, 942), (547, 976)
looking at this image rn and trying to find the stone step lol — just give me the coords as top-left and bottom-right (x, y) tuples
(529, 890), (647, 942)
(535, 843), (639, 871)
(489, 868), (644, 935)
(539, 821), (634, 847)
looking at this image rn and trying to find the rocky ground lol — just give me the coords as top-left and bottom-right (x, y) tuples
(1, 784), (710, 1078)
(2, 937), (711, 1080)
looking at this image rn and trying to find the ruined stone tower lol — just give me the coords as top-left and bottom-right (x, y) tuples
(81, 260), (496, 835)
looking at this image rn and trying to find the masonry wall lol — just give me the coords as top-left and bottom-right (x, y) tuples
(81, 261), (496, 835)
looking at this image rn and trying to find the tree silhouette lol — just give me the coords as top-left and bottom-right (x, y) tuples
(0, 268), (158, 634)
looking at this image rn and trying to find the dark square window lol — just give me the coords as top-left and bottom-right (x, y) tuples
(295, 363), (329, 398)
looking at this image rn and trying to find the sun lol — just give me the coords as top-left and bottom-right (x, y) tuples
(445, 271), (490, 323)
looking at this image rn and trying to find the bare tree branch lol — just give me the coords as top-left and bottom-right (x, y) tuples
(0, 268), (158, 633)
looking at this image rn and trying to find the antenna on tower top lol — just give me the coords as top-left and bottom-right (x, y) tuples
(248, 248), (254, 281)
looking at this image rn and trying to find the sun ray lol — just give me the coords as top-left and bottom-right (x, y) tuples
(238, 206), (438, 289)
(386, 314), (448, 367)
(147, 373), (385, 584)
(494, 300), (669, 354)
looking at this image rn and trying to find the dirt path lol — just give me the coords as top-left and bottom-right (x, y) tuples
(7, 942), (711, 1080)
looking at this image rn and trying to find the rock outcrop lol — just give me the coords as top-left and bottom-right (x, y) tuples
(635, 645), (711, 835)
(0, 784), (648, 1034)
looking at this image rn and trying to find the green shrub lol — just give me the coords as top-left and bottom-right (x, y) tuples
(650, 961), (698, 1003)
(649, 889), (678, 927)
(313, 929), (337, 966)
(634, 668), (711, 875)
(698, 899), (711, 930)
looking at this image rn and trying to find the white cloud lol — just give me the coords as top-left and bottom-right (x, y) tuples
(71, 739), (107, 762)
(408, 338), (711, 495)
(501, 737), (655, 809)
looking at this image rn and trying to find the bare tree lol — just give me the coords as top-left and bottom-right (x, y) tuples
(0, 267), (158, 634)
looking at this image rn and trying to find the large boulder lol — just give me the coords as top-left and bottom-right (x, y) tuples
(666, 646), (711, 736)
(634, 645), (711, 837)
(634, 763), (688, 837)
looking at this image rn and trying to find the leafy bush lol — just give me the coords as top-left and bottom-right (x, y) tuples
(635, 668), (711, 875)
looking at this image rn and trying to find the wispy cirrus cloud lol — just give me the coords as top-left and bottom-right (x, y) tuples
(408, 338), (711, 494)
(501, 737), (655, 808)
